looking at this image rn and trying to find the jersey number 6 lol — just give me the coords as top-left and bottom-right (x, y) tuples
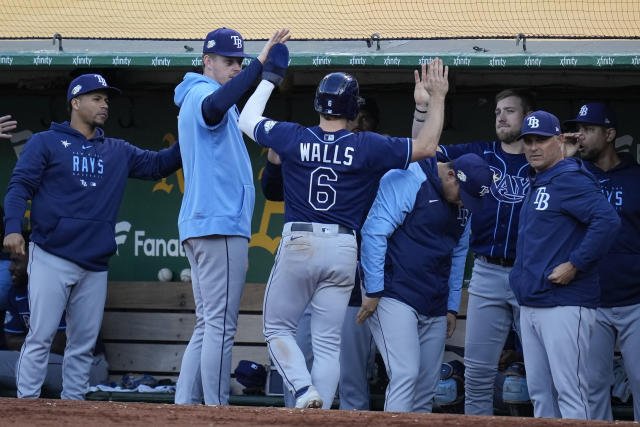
(309, 167), (337, 211)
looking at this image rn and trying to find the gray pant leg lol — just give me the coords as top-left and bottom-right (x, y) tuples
(368, 298), (422, 412)
(62, 268), (108, 400)
(412, 315), (447, 413)
(614, 304), (640, 421)
(175, 240), (205, 404)
(264, 228), (356, 408)
(309, 274), (353, 409)
(464, 259), (519, 415)
(17, 244), (74, 398)
(339, 305), (375, 410)
(522, 306), (595, 419)
(176, 236), (247, 405)
(283, 304), (313, 408)
(520, 306), (561, 418)
(587, 308), (615, 420)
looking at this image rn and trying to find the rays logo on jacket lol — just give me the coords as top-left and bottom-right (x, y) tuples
(489, 165), (529, 204)
(457, 206), (470, 227)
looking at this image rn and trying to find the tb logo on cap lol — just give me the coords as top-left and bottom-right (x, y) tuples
(95, 74), (107, 87)
(579, 105), (588, 116)
(527, 116), (540, 128)
(231, 35), (243, 48)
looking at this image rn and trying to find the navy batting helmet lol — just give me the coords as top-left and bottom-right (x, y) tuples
(314, 72), (362, 121)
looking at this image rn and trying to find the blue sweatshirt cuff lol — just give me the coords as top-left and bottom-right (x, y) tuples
(366, 290), (384, 298)
(4, 218), (22, 235)
(202, 59), (263, 126)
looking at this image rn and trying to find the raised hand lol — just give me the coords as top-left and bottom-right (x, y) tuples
(413, 63), (430, 109)
(257, 29), (291, 64)
(424, 58), (449, 100)
(562, 132), (581, 158)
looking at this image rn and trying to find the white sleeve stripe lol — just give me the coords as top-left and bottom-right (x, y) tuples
(254, 118), (267, 142)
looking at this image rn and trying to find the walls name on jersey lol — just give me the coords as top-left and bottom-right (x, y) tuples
(300, 142), (354, 166)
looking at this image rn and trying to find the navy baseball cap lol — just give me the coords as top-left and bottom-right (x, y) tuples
(453, 153), (493, 213)
(517, 110), (561, 140)
(67, 74), (121, 102)
(564, 102), (617, 129)
(203, 27), (251, 57)
(234, 360), (266, 388)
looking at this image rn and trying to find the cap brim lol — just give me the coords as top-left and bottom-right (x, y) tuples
(563, 118), (614, 128)
(459, 188), (484, 213)
(205, 51), (253, 58)
(516, 130), (557, 140)
(68, 86), (121, 102)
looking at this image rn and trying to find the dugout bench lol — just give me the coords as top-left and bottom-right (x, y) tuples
(85, 281), (469, 407)
(81, 282), (633, 420)
(86, 280), (276, 405)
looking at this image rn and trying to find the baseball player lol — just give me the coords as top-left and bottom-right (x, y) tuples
(563, 103), (640, 421)
(239, 46), (450, 408)
(2, 73), (182, 399)
(427, 88), (535, 415)
(358, 153), (492, 412)
(260, 98), (382, 409)
(173, 27), (290, 406)
(510, 110), (620, 419)
(0, 240), (109, 394)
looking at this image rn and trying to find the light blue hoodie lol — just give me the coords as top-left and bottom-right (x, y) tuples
(174, 72), (255, 241)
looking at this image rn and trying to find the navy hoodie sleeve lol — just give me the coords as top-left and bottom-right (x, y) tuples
(126, 140), (182, 180)
(201, 59), (263, 126)
(560, 173), (621, 271)
(260, 160), (284, 201)
(3, 133), (48, 235)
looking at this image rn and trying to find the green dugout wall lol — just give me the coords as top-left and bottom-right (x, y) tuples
(1, 50), (639, 282)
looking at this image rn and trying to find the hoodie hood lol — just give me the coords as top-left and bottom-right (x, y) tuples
(529, 157), (586, 187)
(50, 121), (105, 141)
(174, 72), (220, 108)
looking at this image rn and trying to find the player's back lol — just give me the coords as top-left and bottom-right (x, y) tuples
(254, 120), (411, 231)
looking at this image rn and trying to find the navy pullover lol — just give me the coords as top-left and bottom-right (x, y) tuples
(509, 158), (620, 308)
(585, 154), (640, 307)
(4, 121), (181, 271)
(362, 158), (468, 316)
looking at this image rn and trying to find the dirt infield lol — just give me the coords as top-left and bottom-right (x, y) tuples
(0, 398), (633, 426)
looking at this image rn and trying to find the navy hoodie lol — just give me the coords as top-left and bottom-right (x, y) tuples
(585, 154), (640, 307)
(509, 158), (620, 308)
(3, 121), (181, 271)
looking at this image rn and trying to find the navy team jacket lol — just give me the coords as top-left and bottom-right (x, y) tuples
(4, 121), (181, 271)
(586, 154), (640, 307)
(361, 157), (468, 316)
(509, 158), (620, 308)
